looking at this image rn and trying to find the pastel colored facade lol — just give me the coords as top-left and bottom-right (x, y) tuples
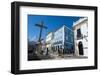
(73, 18), (88, 56)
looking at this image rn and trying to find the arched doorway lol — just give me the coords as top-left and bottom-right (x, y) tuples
(78, 41), (84, 55)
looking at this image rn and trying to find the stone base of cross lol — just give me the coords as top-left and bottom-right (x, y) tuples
(35, 21), (47, 59)
(35, 42), (43, 58)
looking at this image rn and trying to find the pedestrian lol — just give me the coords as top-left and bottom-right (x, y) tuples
(46, 48), (49, 55)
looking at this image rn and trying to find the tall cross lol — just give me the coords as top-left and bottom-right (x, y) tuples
(35, 21), (47, 43)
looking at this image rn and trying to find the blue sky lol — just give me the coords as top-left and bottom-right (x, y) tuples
(28, 15), (82, 42)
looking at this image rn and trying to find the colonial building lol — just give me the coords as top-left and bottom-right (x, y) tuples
(46, 32), (53, 53)
(46, 25), (74, 55)
(73, 18), (88, 56)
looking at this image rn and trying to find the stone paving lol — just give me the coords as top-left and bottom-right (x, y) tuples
(28, 50), (88, 61)
(41, 54), (88, 60)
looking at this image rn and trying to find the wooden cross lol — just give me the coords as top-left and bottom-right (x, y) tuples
(35, 21), (47, 42)
(35, 21), (47, 57)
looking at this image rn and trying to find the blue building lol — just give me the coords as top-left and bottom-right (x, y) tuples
(50, 25), (74, 54)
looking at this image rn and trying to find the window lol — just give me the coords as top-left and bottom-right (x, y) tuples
(60, 45), (62, 49)
(77, 28), (81, 38)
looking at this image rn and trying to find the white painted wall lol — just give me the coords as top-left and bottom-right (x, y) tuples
(0, 0), (99, 76)
(46, 32), (53, 51)
(74, 19), (88, 56)
(46, 32), (53, 42)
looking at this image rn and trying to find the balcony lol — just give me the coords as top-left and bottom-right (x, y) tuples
(76, 34), (83, 40)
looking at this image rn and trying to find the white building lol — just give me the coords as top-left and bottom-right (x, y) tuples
(73, 18), (88, 56)
(46, 32), (54, 54)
